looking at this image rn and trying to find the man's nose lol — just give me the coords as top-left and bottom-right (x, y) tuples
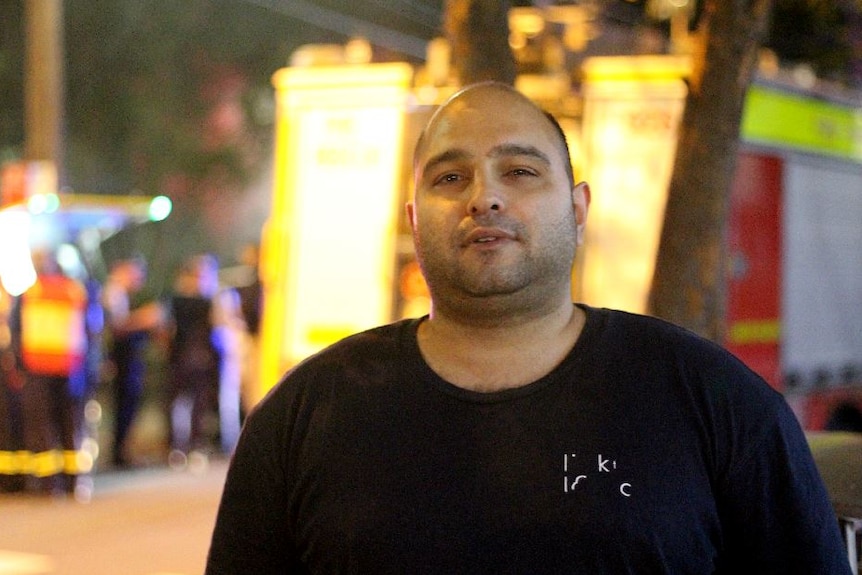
(467, 175), (505, 215)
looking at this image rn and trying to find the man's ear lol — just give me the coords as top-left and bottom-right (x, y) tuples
(405, 202), (417, 232)
(573, 181), (590, 246)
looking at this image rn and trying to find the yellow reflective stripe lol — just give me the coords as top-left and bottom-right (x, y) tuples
(64, 449), (94, 474)
(0, 449), (88, 476)
(741, 84), (862, 162)
(0, 450), (29, 474)
(64, 450), (79, 474)
(728, 320), (781, 345)
(15, 451), (31, 473)
(32, 451), (64, 477)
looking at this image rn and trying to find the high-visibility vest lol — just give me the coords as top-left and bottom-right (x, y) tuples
(19, 274), (87, 376)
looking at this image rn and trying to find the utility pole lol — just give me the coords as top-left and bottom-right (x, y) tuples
(24, 0), (64, 184)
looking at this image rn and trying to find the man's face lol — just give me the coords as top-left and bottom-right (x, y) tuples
(408, 87), (588, 314)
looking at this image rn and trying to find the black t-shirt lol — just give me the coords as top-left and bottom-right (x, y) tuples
(206, 306), (850, 574)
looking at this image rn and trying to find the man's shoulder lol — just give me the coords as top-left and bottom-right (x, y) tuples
(589, 306), (715, 349)
(246, 318), (420, 427)
(312, 317), (417, 362)
(270, 318), (419, 388)
(587, 306), (761, 380)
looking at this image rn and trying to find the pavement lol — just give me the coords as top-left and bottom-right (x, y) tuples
(0, 457), (228, 575)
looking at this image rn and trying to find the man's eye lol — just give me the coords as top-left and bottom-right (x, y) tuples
(510, 167), (538, 177)
(434, 173), (462, 185)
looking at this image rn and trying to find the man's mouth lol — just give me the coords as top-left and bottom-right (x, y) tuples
(464, 228), (515, 246)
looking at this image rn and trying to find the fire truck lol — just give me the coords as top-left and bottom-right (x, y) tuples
(725, 75), (862, 431)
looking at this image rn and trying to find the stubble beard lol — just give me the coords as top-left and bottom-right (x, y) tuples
(414, 215), (578, 321)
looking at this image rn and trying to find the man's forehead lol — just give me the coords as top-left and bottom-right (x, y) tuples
(412, 83), (565, 181)
(419, 94), (549, 154)
(434, 87), (537, 125)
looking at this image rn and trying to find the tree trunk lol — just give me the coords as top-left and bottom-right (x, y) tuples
(444, 0), (517, 85)
(648, 0), (773, 341)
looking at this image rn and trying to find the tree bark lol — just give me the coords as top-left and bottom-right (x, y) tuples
(648, 0), (773, 341)
(444, 0), (517, 85)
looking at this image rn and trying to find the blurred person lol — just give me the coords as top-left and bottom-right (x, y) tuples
(206, 83), (850, 574)
(235, 243), (263, 418)
(102, 256), (162, 468)
(165, 255), (221, 460)
(0, 285), (26, 493)
(9, 251), (87, 494)
(212, 259), (244, 455)
(65, 270), (104, 454)
(165, 253), (242, 463)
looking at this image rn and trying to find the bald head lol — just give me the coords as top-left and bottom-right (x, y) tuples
(413, 82), (575, 189)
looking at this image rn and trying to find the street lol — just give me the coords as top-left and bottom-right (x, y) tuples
(0, 458), (227, 575)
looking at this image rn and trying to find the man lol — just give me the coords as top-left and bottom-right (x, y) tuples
(11, 251), (88, 494)
(102, 256), (162, 468)
(206, 83), (850, 573)
(165, 253), (243, 461)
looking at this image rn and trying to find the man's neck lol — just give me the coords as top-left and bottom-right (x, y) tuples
(416, 302), (585, 393)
